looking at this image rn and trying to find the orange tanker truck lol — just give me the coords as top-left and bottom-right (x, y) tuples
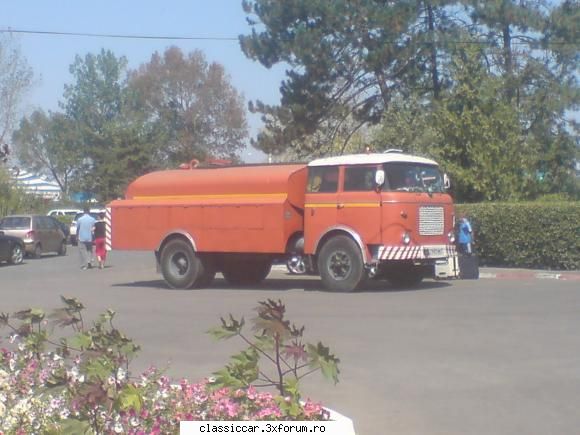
(106, 150), (456, 292)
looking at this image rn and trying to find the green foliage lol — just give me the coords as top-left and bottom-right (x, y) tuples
(456, 202), (580, 270)
(243, 0), (578, 200)
(62, 50), (160, 201)
(128, 46), (248, 167)
(208, 299), (340, 398)
(0, 296), (141, 433)
(431, 46), (538, 202)
(1, 298), (335, 431)
(0, 166), (48, 217)
(12, 110), (82, 196)
(0, 35), (34, 146)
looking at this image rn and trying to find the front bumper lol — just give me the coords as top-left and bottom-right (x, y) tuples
(377, 244), (456, 261)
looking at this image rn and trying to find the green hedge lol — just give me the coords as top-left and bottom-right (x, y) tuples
(456, 202), (580, 270)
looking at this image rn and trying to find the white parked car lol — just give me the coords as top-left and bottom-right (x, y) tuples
(47, 209), (82, 218)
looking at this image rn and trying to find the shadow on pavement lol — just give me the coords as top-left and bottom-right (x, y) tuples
(111, 276), (452, 293)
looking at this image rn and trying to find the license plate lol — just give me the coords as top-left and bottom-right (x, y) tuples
(424, 247), (445, 258)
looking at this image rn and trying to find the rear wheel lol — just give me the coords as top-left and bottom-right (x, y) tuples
(286, 255), (307, 274)
(160, 239), (203, 289)
(222, 256), (272, 286)
(317, 235), (366, 292)
(8, 243), (23, 265)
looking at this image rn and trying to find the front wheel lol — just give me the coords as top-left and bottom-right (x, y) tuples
(9, 243), (24, 265)
(160, 239), (203, 289)
(317, 235), (366, 292)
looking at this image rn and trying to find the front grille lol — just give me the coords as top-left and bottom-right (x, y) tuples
(419, 206), (444, 235)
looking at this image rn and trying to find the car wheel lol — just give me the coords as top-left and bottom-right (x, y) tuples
(286, 255), (307, 274)
(58, 241), (67, 256)
(160, 238), (203, 289)
(317, 235), (366, 292)
(9, 243), (24, 265)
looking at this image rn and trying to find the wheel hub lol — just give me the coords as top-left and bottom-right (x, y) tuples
(328, 251), (351, 280)
(170, 253), (189, 276)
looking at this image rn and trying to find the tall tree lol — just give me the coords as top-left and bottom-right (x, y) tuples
(63, 50), (159, 201)
(12, 110), (82, 195)
(0, 36), (33, 150)
(128, 46), (248, 166)
(241, 0), (425, 156)
(431, 47), (538, 202)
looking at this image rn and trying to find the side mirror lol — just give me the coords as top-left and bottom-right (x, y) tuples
(375, 169), (385, 187)
(443, 173), (451, 190)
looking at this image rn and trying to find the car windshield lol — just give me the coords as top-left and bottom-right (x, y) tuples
(0, 217), (31, 229)
(384, 162), (444, 193)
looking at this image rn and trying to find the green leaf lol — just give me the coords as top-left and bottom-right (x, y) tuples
(68, 332), (92, 350)
(207, 315), (245, 340)
(116, 384), (143, 412)
(307, 342), (340, 385)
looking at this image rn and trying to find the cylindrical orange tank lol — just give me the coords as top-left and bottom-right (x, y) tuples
(109, 164), (308, 253)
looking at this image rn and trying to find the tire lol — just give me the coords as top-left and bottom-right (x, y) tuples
(317, 235), (366, 292)
(286, 255), (307, 274)
(33, 244), (42, 259)
(8, 243), (24, 265)
(222, 256), (272, 286)
(160, 239), (203, 289)
(58, 241), (67, 256)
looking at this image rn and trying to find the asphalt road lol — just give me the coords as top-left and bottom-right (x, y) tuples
(1, 249), (579, 435)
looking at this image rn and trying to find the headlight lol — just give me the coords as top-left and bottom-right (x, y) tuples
(448, 231), (455, 243)
(402, 232), (411, 245)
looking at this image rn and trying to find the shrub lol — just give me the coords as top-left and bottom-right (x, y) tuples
(456, 202), (580, 270)
(0, 297), (335, 434)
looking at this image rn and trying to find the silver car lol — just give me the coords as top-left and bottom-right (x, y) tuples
(0, 215), (67, 258)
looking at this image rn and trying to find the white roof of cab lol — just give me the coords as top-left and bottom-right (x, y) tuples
(308, 152), (438, 167)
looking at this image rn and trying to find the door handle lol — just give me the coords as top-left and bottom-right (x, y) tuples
(337, 203), (345, 209)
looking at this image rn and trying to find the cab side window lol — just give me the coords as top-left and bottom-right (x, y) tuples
(307, 167), (339, 193)
(344, 166), (376, 191)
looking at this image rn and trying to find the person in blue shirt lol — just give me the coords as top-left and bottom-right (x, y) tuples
(457, 214), (474, 255)
(77, 207), (96, 269)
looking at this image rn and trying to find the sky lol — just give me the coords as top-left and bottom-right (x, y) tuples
(2, 0), (288, 163)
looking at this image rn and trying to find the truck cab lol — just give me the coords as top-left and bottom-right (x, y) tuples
(300, 152), (455, 291)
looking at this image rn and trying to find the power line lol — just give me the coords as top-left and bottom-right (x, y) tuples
(0, 28), (238, 41)
(0, 27), (576, 47)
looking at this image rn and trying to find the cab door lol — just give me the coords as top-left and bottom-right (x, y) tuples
(304, 166), (339, 254)
(337, 165), (382, 246)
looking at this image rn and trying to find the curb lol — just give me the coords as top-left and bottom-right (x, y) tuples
(479, 271), (580, 281)
(272, 265), (580, 281)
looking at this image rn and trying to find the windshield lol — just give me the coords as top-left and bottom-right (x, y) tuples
(0, 216), (31, 229)
(384, 162), (444, 193)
